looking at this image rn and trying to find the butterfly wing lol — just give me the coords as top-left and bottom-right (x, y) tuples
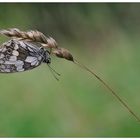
(0, 39), (44, 73)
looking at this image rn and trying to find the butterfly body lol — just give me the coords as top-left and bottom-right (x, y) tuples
(0, 39), (51, 73)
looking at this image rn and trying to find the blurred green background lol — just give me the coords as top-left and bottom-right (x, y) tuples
(0, 3), (140, 137)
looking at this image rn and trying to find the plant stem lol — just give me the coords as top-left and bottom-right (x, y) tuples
(73, 58), (140, 122)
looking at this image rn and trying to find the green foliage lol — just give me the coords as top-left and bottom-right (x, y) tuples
(0, 3), (140, 137)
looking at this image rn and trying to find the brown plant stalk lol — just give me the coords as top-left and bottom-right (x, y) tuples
(0, 28), (58, 49)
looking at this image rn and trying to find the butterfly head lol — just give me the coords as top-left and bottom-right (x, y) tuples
(37, 47), (51, 64)
(42, 50), (51, 64)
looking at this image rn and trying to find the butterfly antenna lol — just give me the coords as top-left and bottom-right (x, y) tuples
(47, 64), (61, 81)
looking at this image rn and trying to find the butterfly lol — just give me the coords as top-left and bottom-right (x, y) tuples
(0, 39), (51, 73)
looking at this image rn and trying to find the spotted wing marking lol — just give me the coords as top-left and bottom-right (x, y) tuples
(0, 39), (45, 73)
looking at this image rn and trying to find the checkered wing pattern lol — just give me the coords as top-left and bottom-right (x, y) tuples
(0, 39), (50, 73)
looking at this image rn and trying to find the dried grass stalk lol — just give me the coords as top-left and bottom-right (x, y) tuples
(0, 28), (74, 61)
(0, 28), (58, 49)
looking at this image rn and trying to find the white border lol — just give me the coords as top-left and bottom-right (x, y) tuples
(1, 0), (140, 2)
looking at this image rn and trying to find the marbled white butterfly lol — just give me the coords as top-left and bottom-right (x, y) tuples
(0, 39), (51, 73)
